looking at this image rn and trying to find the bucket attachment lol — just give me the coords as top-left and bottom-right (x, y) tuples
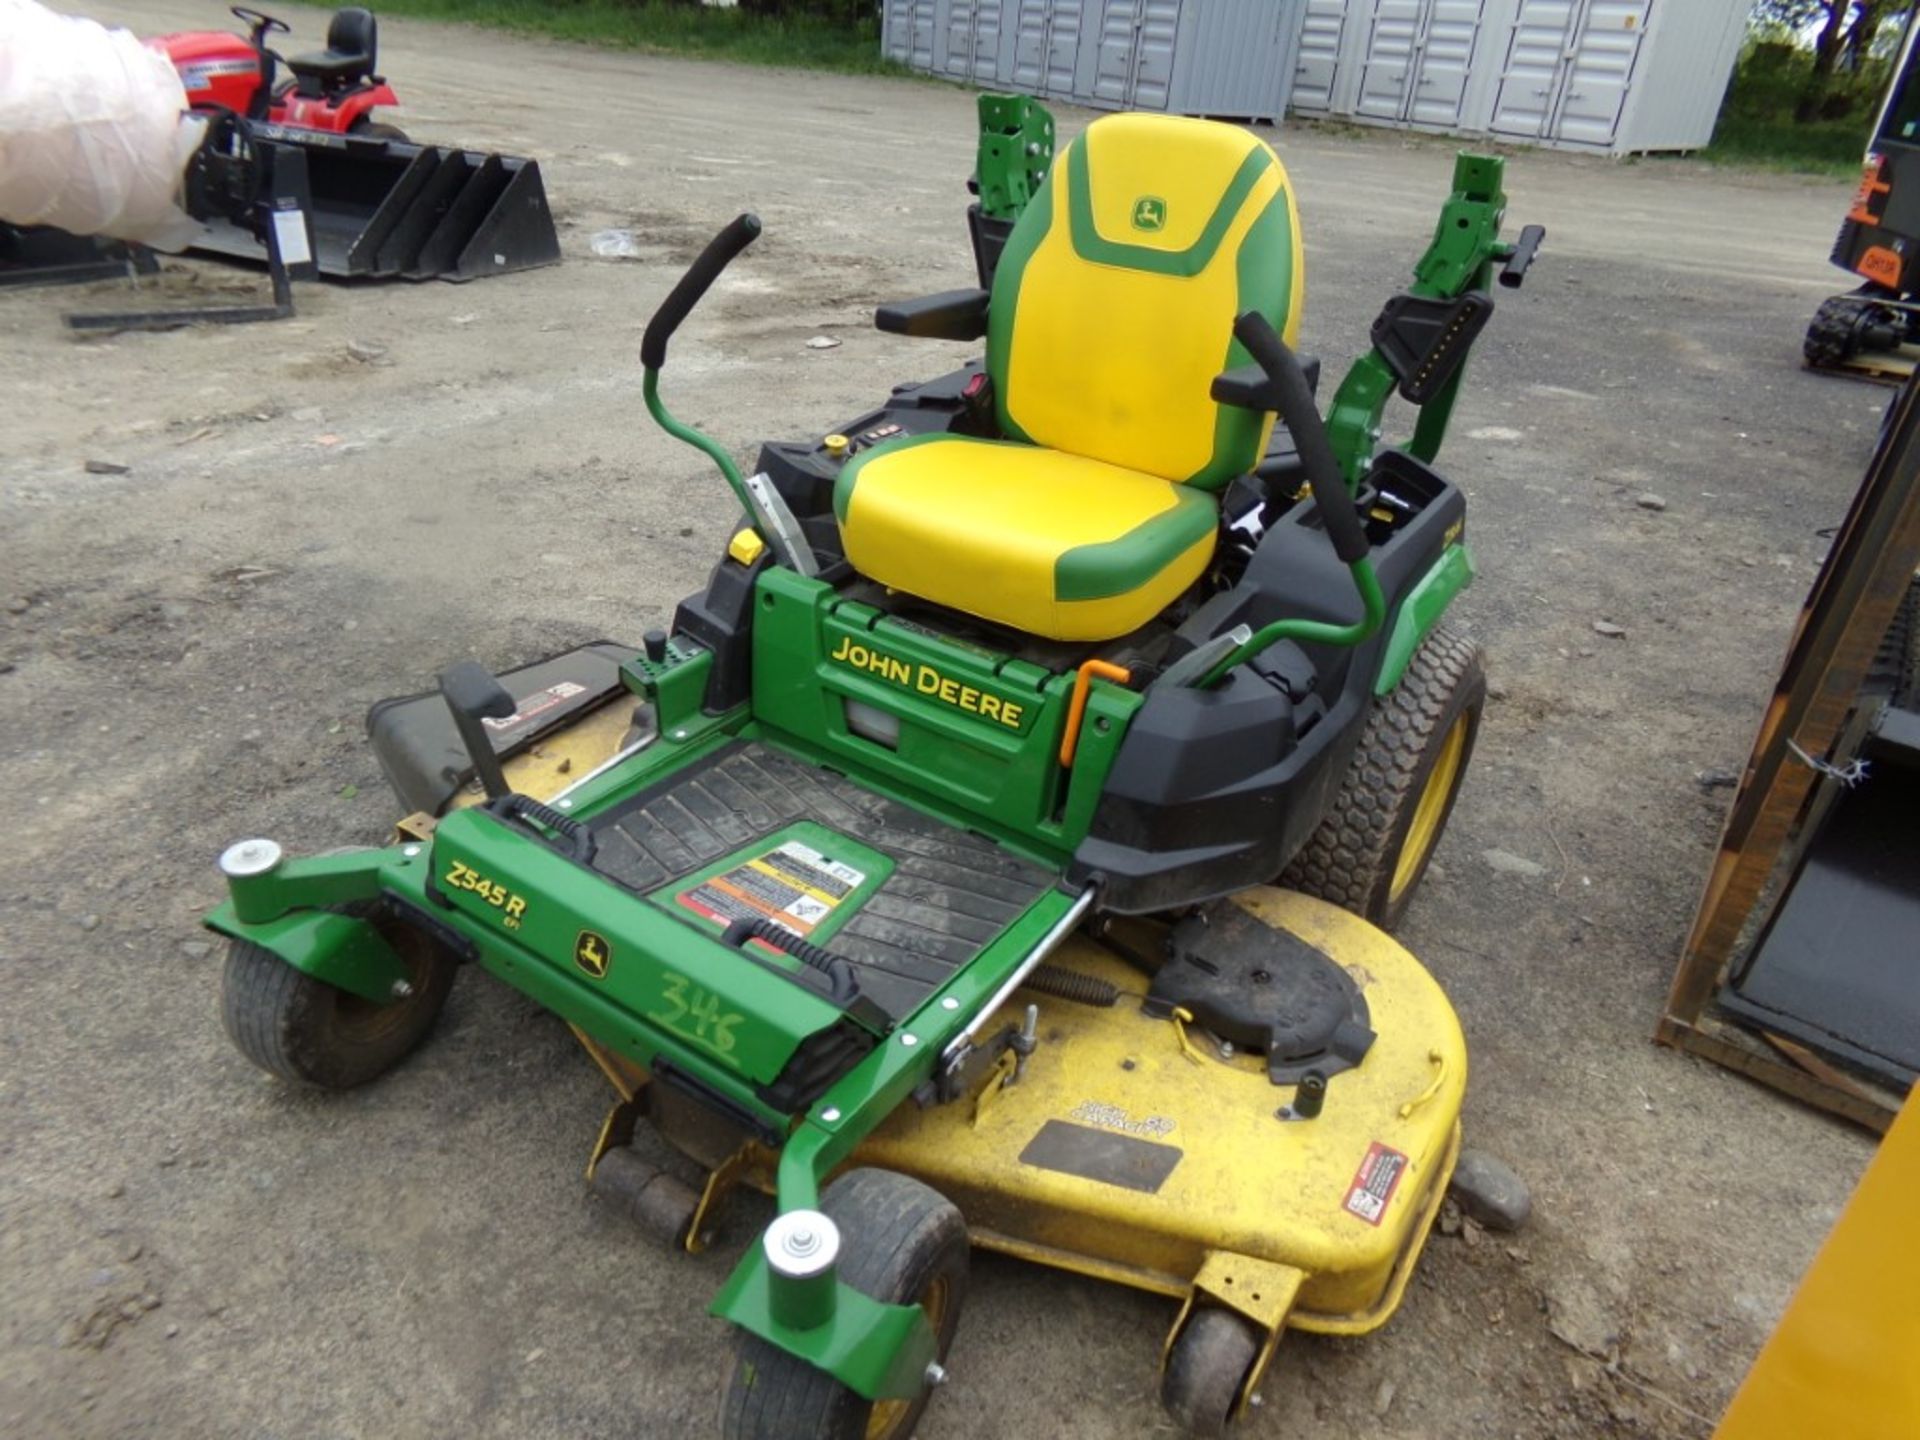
(188, 126), (560, 282)
(0, 224), (159, 289)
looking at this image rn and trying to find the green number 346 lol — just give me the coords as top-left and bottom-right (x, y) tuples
(652, 971), (743, 1057)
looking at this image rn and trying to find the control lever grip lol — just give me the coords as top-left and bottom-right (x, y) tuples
(1499, 224), (1545, 289)
(1232, 311), (1371, 566)
(641, 213), (761, 369)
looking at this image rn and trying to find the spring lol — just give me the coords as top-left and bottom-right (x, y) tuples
(1024, 963), (1119, 1008)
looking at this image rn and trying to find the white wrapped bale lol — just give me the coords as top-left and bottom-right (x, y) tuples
(0, 0), (206, 248)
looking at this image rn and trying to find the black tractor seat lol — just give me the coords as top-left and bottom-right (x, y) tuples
(286, 6), (378, 96)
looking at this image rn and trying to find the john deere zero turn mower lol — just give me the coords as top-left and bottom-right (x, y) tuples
(207, 100), (1541, 1437)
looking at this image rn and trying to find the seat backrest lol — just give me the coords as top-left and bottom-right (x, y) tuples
(327, 6), (376, 64)
(986, 113), (1302, 491)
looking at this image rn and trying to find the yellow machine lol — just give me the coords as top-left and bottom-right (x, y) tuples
(1713, 1090), (1920, 1437)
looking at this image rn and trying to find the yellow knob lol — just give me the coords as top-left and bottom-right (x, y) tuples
(728, 529), (767, 566)
(824, 434), (850, 459)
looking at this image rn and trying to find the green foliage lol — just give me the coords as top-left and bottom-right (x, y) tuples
(370, 0), (901, 75)
(1705, 113), (1874, 171)
(1704, 27), (1886, 172)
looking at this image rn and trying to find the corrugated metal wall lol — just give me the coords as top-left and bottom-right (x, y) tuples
(882, 0), (1310, 124)
(1282, 0), (1749, 154)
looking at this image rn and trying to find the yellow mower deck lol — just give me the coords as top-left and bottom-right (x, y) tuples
(447, 702), (1465, 1415)
(858, 890), (1464, 1337)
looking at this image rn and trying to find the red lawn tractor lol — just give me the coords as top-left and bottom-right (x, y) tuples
(1, 2), (556, 298)
(154, 4), (558, 281)
(154, 6), (405, 138)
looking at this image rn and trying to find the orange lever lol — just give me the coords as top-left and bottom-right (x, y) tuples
(1060, 659), (1133, 768)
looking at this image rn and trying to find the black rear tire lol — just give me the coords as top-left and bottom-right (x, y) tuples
(1281, 622), (1485, 931)
(349, 120), (409, 142)
(1161, 1308), (1260, 1437)
(719, 1168), (968, 1440)
(220, 910), (456, 1089)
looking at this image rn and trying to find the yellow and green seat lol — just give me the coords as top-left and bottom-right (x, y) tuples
(834, 112), (1304, 642)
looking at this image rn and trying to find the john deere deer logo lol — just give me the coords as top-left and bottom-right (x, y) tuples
(574, 929), (612, 980)
(1132, 195), (1167, 232)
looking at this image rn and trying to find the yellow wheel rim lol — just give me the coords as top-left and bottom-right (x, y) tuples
(865, 1275), (952, 1439)
(1389, 714), (1469, 904)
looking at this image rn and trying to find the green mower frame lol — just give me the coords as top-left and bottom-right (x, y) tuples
(208, 97), (1541, 1429)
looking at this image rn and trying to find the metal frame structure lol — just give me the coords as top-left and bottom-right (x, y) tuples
(1659, 378), (1920, 1133)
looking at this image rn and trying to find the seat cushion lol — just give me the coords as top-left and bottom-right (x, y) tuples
(987, 113), (1301, 490)
(835, 433), (1217, 642)
(287, 49), (369, 83)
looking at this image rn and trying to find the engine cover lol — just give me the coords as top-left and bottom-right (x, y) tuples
(150, 32), (264, 113)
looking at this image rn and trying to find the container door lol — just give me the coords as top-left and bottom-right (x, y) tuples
(1406, 0), (1485, 126)
(1489, 0), (1579, 137)
(881, 0), (912, 64)
(1293, 0), (1351, 113)
(1549, 0), (1650, 145)
(1355, 0), (1424, 121)
(903, 0), (938, 70)
(1012, 0), (1083, 96)
(1090, 0), (1142, 106)
(1127, 0), (1182, 110)
(942, 0), (1008, 82)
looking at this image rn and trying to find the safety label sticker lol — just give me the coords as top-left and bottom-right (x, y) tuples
(1343, 1141), (1408, 1226)
(480, 680), (589, 735)
(679, 841), (866, 937)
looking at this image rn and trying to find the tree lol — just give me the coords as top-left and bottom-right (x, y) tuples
(1751, 0), (1906, 120)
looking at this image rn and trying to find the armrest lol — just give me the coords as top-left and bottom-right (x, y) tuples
(875, 288), (990, 341)
(1211, 353), (1321, 410)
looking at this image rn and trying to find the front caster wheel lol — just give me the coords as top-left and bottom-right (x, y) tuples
(220, 911), (457, 1089)
(1161, 1308), (1260, 1437)
(720, 1168), (967, 1440)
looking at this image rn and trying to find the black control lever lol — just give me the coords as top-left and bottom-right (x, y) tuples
(1231, 311), (1371, 566)
(1499, 224), (1546, 290)
(641, 213), (761, 370)
(439, 661), (515, 801)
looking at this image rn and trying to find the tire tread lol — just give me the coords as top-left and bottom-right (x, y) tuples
(1281, 622), (1484, 928)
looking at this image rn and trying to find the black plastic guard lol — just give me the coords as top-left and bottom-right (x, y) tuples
(1147, 901), (1374, 1086)
(367, 640), (637, 816)
(1371, 291), (1494, 404)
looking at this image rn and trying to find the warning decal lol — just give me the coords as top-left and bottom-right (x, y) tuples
(1343, 1141), (1409, 1226)
(679, 841), (866, 938)
(480, 681), (589, 735)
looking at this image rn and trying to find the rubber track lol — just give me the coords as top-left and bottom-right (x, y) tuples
(1281, 623), (1484, 921)
(1805, 295), (1874, 370)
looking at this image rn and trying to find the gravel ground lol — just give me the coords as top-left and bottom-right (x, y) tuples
(1, 4), (1889, 1437)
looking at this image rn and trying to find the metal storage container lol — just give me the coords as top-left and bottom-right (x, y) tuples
(1287, 0), (1750, 155)
(883, 0), (1311, 125)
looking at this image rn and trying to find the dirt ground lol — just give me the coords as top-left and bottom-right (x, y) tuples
(1, 4), (1893, 1437)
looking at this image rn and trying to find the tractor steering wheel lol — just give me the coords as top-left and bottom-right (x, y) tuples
(229, 6), (289, 34)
